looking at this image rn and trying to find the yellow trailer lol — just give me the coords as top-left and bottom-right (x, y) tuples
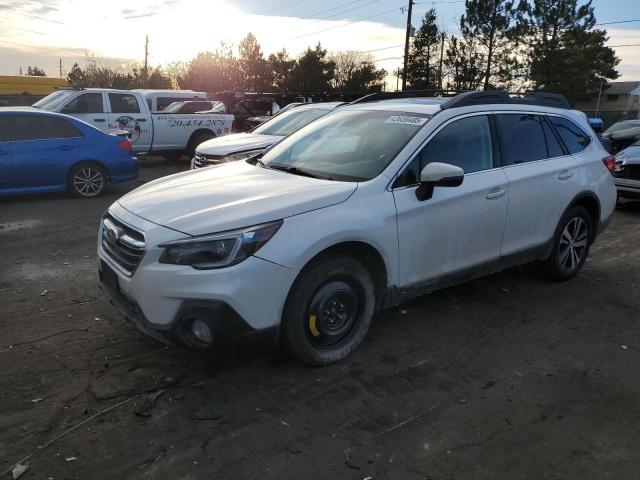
(0, 75), (68, 95)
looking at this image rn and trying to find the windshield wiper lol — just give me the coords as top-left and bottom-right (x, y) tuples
(266, 164), (324, 179)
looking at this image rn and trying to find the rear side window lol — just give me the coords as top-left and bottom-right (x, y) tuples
(4, 115), (81, 141)
(548, 116), (591, 154)
(109, 93), (141, 114)
(496, 114), (547, 166)
(61, 93), (103, 114)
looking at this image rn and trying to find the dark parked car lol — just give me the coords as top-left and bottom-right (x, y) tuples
(0, 107), (138, 198)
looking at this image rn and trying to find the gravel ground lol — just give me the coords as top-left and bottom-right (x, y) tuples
(1, 158), (640, 480)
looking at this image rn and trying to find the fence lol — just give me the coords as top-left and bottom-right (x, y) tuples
(581, 110), (640, 128)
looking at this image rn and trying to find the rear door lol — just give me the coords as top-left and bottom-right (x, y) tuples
(7, 114), (80, 190)
(497, 112), (581, 255)
(106, 93), (152, 153)
(393, 114), (509, 285)
(59, 92), (108, 130)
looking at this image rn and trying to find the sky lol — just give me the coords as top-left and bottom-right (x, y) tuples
(0, 0), (639, 87)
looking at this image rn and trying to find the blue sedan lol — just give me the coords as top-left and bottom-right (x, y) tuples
(0, 107), (138, 198)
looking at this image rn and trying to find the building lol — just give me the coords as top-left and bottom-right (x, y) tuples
(575, 81), (640, 126)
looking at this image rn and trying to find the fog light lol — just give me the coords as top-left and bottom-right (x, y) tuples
(191, 319), (213, 344)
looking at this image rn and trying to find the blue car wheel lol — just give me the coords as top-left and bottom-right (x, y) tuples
(69, 163), (107, 198)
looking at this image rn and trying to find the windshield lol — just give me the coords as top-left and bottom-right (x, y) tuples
(253, 108), (330, 136)
(33, 90), (75, 110)
(260, 110), (430, 182)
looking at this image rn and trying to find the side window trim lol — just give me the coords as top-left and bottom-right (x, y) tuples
(541, 115), (569, 156)
(391, 112), (495, 190)
(545, 113), (592, 156)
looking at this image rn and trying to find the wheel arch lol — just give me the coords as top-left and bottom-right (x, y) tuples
(289, 241), (389, 313)
(566, 191), (601, 236)
(187, 128), (216, 146)
(68, 159), (111, 182)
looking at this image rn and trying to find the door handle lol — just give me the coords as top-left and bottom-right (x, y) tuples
(135, 118), (147, 122)
(57, 145), (74, 151)
(558, 170), (573, 180)
(94, 118), (106, 122)
(486, 188), (506, 200)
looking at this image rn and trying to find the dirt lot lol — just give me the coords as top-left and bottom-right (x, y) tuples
(2, 159), (640, 480)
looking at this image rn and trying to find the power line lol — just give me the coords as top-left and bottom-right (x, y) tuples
(293, 4), (407, 38)
(357, 44), (405, 54)
(299, 0), (371, 21)
(596, 19), (640, 26)
(259, 0), (314, 15)
(310, 0), (380, 23)
(372, 56), (403, 62)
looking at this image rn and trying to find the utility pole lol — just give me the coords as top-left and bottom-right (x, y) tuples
(59, 58), (63, 78)
(396, 68), (400, 92)
(144, 35), (149, 72)
(437, 33), (445, 90)
(402, 0), (414, 91)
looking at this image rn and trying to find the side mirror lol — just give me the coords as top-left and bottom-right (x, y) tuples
(415, 162), (464, 201)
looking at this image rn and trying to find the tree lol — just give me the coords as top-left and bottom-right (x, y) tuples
(444, 35), (486, 90)
(289, 43), (335, 92)
(26, 66), (46, 76)
(238, 33), (270, 91)
(406, 9), (442, 89)
(67, 63), (87, 88)
(268, 49), (297, 92)
(330, 51), (386, 92)
(525, 0), (619, 104)
(182, 44), (239, 92)
(460, 0), (527, 89)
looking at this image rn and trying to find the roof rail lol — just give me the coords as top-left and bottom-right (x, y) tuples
(440, 90), (570, 110)
(521, 92), (571, 109)
(349, 89), (470, 105)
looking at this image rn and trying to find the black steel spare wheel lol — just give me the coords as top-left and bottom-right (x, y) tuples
(306, 281), (360, 348)
(282, 255), (376, 365)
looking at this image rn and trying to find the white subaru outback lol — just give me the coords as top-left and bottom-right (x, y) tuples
(98, 91), (617, 365)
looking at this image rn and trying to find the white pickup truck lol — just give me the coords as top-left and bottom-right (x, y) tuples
(33, 88), (234, 157)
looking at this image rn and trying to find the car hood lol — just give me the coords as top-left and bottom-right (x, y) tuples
(195, 133), (282, 157)
(117, 160), (357, 236)
(615, 145), (640, 164)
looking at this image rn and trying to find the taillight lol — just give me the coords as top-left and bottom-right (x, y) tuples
(602, 155), (616, 174)
(117, 139), (132, 154)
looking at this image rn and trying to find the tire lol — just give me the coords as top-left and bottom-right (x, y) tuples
(68, 163), (107, 198)
(187, 132), (215, 157)
(542, 205), (593, 281)
(281, 255), (376, 366)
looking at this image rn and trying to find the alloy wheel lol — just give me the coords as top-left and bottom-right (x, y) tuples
(558, 217), (588, 272)
(74, 167), (104, 197)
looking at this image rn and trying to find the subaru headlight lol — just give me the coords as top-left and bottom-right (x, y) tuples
(159, 220), (282, 269)
(224, 149), (264, 162)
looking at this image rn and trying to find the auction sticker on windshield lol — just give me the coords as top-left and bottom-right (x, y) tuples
(385, 115), (428, 126)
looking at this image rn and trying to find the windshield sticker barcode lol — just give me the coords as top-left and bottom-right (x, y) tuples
(385, 116), (428, 126)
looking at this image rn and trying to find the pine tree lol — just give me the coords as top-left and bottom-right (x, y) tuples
(238, 33), (270, 92)
(525, 0), (619, 103)
(268, 49), (297, 92)
(407, 9), (442, 89)
(460, 0), (527, 89)
(289, 43), (335, 93)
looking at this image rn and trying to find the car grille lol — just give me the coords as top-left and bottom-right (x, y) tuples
(193, 153), (225, 168)
(101, 214), (146, 275)
(615, 163), (640, 181)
